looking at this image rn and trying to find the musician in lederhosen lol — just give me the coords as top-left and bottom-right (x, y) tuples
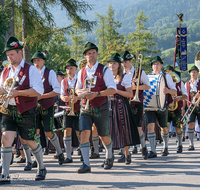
(60, 58), (81, 163)
(163, 65), (187, 153)
(108, 53), (140, 164)
(0, 37), (46, 183)
(183, 65), (200, 151)
(31, 51), (64, 165)
(76, 42), (116, 173)
(121, 50), (150, 160)
(145, 56), (176, 158)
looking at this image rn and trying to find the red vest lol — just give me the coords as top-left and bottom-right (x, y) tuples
(186, 80), (200, 107)
(39, 68), (54, 110)
(130, 69), (143, 106)
(63, 77), (80, 113)
(2, 63), (37, 114)
(81, 63), (107, 108)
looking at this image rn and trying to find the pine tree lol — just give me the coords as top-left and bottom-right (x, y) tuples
(128, 10), (159, 72)
(70, 18), (85, 62)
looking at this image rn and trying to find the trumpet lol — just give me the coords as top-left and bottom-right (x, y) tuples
(68, 84), (76, 116)
(82, 75), (96, 111)
(0, 77), (17, 114)
(181, 91), (200, 125)
(131, 54), (143, 102)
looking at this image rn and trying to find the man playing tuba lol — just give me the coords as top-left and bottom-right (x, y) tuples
(163, 65), (187, 153)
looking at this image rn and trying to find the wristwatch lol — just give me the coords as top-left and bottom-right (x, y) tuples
(97, 92), (101, 97)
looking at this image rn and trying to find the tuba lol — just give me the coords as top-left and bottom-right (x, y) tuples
(168, 72), (180, 111)
(131, 54), (143, 102)
(0, 77), (17, 114)
(68, 84), (76, 116)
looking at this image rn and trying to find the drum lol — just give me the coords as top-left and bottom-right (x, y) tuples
(143, 73), (167, 111)
(54, 110), (64, 131)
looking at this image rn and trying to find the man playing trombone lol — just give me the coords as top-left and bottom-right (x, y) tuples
(121, 50), (150, 160)
(75, 42), (116, 173)
(163, 65), (187, 153)
(183, 65), (200, 151)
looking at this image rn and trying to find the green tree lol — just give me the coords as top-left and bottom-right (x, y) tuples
(0, 0), (11, 61)
(70, 18), (85, 61)
(128, 10), (159, 72)
(96, 5), (122, 62)
(45, 32), (70, 72)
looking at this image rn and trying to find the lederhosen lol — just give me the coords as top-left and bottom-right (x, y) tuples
(186, 80), (200, 124)
(62, 77), (80, 131)
(168, 81), (183, 128)
(130, 69), (144, 127)
(37, 67), (55, 133)
(1, 63), (38, 141)
(109, 74), (140, 148)
(79, 63), (110, 137)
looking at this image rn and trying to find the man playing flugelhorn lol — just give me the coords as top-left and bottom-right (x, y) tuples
(183, 65), (200, 151)
(60, 58), (81, 163)
(163, 65), (187, 153)
(75, 42), (116, 173)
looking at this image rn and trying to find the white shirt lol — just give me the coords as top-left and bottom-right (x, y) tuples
(125, 66), (150, 86)
(39, 66), (60, 94)
(61, 74), (77, 96)
(115, 74), (132, 89)
(185, 78), (199, 93)
(179, 81), (187, 96)
(0, 59), (44, 105)
(76, 61), (117, 90)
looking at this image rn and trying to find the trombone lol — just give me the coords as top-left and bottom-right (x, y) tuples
(181, 91), (200, 125)
(131, 54), (143, 102)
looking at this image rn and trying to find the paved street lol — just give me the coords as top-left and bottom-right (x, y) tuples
(3, 136), (200, 190)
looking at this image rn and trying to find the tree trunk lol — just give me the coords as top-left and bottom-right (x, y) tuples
(7, 0), (14, 37)
(22, 0), (31, 63)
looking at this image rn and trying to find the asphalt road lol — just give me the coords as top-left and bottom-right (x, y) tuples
(2, 136), (200, 190)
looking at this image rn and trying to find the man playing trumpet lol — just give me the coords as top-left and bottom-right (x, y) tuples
(60, 58), (80, 163)
(183, 65), (200, 151)
(163, 65), (187, 153)
(75, 42), (116, 173)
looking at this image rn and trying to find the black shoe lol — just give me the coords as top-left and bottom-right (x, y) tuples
(186, 136), (188, 139)
(0, 175), (10, 185)
(32, 160), (37, 168)
(142, 146), (148, 160)
(161, 148), (169, 156)
(117, 154), (125, 163)
(90, 153), (100, 159)
(125, 154), (131, 165)
(148, 151), (157, 158)
(58, 153), (64, 165)
(24, 162), (32, 171)
(35, 168), (47, 181)
(16, 157), (26, 163)
(177, 145), (183, 153)
(188, 145), (195, 151)
(182, 137), (185, 142)
(104, 155), (114, 170)
(49, 150), (56, 154)
(64, 158), (73, 163)
(101, 161), (105, 167)
(10, 153), (14, 165)
(99, 146), (103, 152)
(77, 163), (91, 173)
(77, 149), (81, 156)
(197, 138), (199, 141)
(43, 148), (49, 155)
(132, 146), (137, 154)
(117, 149), (123, 155)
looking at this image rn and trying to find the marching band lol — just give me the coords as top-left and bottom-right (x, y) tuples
(0, 36), (200, 184)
